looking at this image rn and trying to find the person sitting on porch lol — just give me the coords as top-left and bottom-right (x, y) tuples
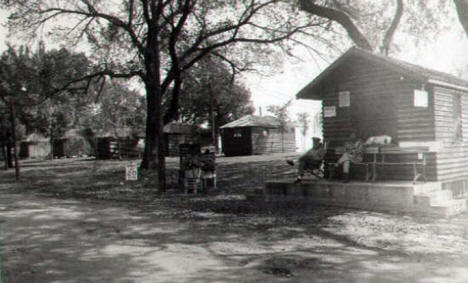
(336, 134), (364, 182)
(287, 137), (326, 184)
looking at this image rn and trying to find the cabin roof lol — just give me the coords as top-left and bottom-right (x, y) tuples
(220, 115), (283, 129)
(163, 123), (197, 134)
(23, 133), (48, 142)
(94, 127), (144, 138)
(297, 47), (468, 100)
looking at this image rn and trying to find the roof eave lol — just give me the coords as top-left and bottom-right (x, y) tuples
(428, 79), (468, 92)
(295, 47), (430, 100)
(296, 84), (323, 100)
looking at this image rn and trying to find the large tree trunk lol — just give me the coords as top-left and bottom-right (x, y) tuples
(140, 81), (167, 192)
(380, 0), (403, 55)
(139, 30), (167, 192)
(141, 85), (158, 170)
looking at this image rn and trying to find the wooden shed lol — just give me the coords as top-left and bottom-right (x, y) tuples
(220, 115), (296, 156)
(297, 47), (468, 187)
(94, 128), (143, 159)
(52, 129), (93, 158)
(163, 123), (198, 157)
(19, 133), (51, 159)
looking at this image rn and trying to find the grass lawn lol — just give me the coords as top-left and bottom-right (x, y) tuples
(2, 155), (468, 282)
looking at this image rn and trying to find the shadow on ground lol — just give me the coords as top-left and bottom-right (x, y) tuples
(2, 157), (468, 282)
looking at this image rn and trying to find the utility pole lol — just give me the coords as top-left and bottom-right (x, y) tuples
(9, 99), (20, 180)
(209, 82), (217, 153)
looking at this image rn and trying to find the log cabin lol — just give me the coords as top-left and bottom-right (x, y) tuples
(163, 123), (198, 157)
(297, 47), (468, 193)
(220, 115), (296, 156)
(19, 133), (50, 159)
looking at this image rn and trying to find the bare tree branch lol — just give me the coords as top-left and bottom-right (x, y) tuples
(299, 0), (372, 50)
(380, 0), (403, 55)
(455, 0), (468, 36)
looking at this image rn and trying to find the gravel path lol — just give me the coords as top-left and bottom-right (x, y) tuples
(3, 187), (468, 282)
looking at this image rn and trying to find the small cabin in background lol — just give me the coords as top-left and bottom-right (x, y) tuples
(297, 47), (468, 186)
(19, 133), (50, 159)
(163, 123), (198, 157)
(94, 128), (143, 159)
(52, 129), (93, 158)
(220, 115), (296, 157)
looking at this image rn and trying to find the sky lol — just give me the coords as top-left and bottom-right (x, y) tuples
(2, 5), (468, 148)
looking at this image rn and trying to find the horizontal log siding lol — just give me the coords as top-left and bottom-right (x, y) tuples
(433, 86), (468, 181)
(251, 127), (296, 154)
(394, 82), (435, 142)
(435, 145), (468, 182)
(433, 87), (466, 143)
(319, 57), (435, 145)
(312, 57), (438, 181)
(320, 64), (398, 142)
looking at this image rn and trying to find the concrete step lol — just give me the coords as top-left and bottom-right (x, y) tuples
(413, 190), (454, 207)
(264, 180), (468, 217)
(412, 182), (443, 195)
(427, 199), (468, 217)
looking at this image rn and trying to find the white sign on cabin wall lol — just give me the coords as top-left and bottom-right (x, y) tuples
(324, 106), (336, 117)
(414, 89), (428, 107)
(125, 161), (138, 181)
(338, 91), (351, 107)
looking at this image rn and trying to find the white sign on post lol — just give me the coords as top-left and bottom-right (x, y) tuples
(125, 161), (138, 181)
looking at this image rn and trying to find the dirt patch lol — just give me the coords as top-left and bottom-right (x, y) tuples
(3, 156), (468, 282)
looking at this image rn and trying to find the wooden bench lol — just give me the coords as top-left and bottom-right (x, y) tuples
(369, 151), (427, 184)
(326, 161), (374, 181)
(327, 148), (427, 184)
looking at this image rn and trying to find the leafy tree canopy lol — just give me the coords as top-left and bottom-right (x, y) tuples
(178, 57), (254, 129)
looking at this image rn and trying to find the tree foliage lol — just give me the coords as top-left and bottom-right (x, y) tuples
(82, 82), (146, 137)
(0, 45), (93, 140)
(267, 100), (292, 132)
(178, 58), (254, 128)
(2, 0), (328, 191)
(2, 0), (455, 189)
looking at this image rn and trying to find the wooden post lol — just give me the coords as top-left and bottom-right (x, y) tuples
(9, 101), (20, 180)
(209, 82), (218, 153)
(1, 144), (7, 170)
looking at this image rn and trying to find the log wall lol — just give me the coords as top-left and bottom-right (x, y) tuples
(318, 56), (435, 145)
(432, 86), (468, 182)
(251, 127), (296, 155)
(311, 56), (438, 180)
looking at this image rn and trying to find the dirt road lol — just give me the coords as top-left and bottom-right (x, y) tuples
(3, 185), (468, 283)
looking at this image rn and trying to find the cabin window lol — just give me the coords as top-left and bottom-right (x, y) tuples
(414, 89), (428, 107)
(453, 93), (462, 142)
(233, 130), (242, 138)
(338, 91), (351, 107)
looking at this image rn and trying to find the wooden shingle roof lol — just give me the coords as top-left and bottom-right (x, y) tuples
(297, 47), (468, 100)
(163, 123), (197, 134)
(220, 115), (282, 129)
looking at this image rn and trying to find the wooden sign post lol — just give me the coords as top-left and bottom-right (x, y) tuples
(125, 161), (138, 181)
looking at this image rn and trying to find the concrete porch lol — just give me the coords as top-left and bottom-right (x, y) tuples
(264, 178), (468, 217)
